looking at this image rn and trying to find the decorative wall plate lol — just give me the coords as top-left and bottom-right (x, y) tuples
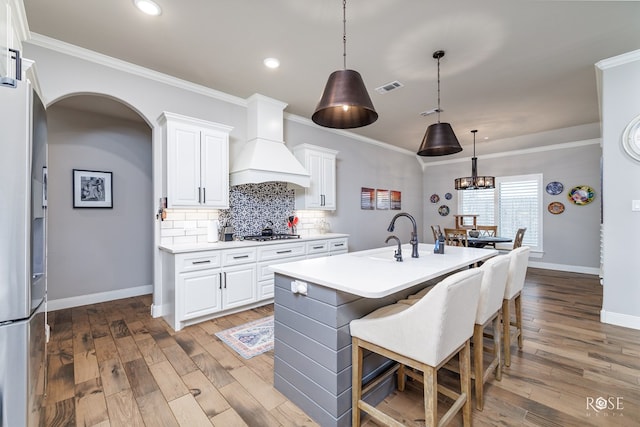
(438, 205), (450, 216)
(548, 201), (565, 214)
(444, 192), (452, 200)
(568, 185), (595, 205)
(430, 194), (440, 203)
(546, 181), (564, 195)
(622, 114), (640, 162)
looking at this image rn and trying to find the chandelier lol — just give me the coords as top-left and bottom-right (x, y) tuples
(454, 130), (495, 190)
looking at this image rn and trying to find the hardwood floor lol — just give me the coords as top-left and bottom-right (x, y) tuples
(44, 268), (639, 426)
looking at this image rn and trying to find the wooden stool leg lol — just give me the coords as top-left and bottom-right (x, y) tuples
(352, 339), (363, 427)
(515, 293), (523, 349)
(460, 340), (472, 427)
(473, 324), (484, 410)
(423, 366), (437, 427)
(397, 364), (406, 391)
(502, 299), (512, 367)
(494, 312), (503, 381)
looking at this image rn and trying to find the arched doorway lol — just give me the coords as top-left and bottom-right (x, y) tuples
(46, 94), (153, 309)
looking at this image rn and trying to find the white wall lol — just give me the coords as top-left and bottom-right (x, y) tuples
(23, 39), (423, 314)
(285, 119), (423, 252)
(423, 135), (602, 273)
(46, 104), (152, 308)
(599, 50), (640, 330)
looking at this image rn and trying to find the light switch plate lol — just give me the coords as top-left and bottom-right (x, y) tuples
(632, 200), (640, 211)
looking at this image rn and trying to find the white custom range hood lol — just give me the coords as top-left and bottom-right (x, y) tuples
(229, 94), (310, 188)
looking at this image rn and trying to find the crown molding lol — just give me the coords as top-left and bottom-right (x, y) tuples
(25, 33), (416, 157)
(27, 33), (248, 108)
(596, 48), (640, 70)
(419, 138), (601, 169)
(284, 113), (416, 157)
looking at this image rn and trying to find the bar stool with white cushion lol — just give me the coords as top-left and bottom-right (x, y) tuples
(502, 246), (530, 367)
(471, 254), (510, 410)
(350, 268), (484, 427)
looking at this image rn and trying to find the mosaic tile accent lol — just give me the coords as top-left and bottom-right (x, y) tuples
(219, 182), (296, 236)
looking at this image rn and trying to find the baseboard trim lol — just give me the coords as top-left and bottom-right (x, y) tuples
(47, 285), (153, 311)
(600, 309), (640, 331)
(527, 261), (599, 275)
(150, 303), (165, 318)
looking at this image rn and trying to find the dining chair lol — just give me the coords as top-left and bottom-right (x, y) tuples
(476, 225), (497, 237)
(502, 246), (530, 366)
(476, 225), (498, 248)
(430, 224), (442, 242)
(512, 227), (527, 249)
(444, 228), (468, 247)
(350, 268), (484, 427)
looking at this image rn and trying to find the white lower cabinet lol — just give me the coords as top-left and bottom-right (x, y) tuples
(257, 242), (307, 298)
(161, 236), (348, 331)
(180, 268), (222, 320)
(222, 263), (257, 309)
(329, 238), (348, 255)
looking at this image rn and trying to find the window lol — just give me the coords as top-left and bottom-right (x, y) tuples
(458, 174), (542, 251)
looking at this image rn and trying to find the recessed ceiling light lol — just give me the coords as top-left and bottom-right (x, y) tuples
(134, 0), (162, 16)
(263, 58), (280, 69)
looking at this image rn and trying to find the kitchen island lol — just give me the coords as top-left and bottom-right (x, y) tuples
(269, 243), (497, 427)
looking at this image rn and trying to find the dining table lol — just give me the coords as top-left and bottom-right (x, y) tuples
(467, 235), (513, 248)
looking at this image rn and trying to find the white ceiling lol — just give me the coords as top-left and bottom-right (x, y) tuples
(22, 0), (640, 155)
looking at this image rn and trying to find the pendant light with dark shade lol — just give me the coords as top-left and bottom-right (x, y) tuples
(454, 130), (495, 190)
(312, 0), (378, 129)
(417, 50), (462, 156)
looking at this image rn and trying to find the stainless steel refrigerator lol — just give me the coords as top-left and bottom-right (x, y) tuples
(0, 74), (48, 426)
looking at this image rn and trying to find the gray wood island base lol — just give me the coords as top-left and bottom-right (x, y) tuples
(274, 272), (428, 426)
(270, 244), (497, 426)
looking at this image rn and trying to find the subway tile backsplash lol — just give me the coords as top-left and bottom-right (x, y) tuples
(159, 182), (329, 245)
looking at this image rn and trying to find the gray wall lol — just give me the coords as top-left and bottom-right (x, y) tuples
(600, 53), (640, 329)
(285, 120), (423, 252)
(47, 104), (152, 301)
(423, 138), (602, 272)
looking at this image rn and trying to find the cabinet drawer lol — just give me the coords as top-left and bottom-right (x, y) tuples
(257, 255), (306, 282)
(222, 247), (257, 266)
(177, 251), (222, 272)
(258, 279), (274, 299)
(306, 240), (329, 255)
(257, 242), (306, 261)
(329, 238), (348, 253)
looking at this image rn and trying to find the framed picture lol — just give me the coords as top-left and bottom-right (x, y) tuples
(361, 187), (375, 210)
(390, 190), (401, 210)
(73, 169), (113, 208)
(376, 189), (390, 210)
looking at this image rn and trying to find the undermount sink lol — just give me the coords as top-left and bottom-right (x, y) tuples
(351, 244), (432, 262)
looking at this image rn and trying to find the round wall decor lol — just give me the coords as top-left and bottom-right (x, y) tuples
(546, 181), (564, 195)
(622, 114), (640, 162)
(444, 192), (452, 200)
(438, 205), (450, 216)
(430, 194), (440, 203)
(568, 185), (595, 205)
(548, 201), (565, 214)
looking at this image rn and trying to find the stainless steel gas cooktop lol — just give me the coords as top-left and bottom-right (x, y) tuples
(242, 234), (301, 242)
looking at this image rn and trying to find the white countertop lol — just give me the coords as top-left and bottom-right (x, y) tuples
(159, 233), (349, 254)
(269, 243), (497, 298)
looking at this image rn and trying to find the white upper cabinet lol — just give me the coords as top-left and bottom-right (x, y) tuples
(294, 144), (338, 210)
(160, 112), (233, 208)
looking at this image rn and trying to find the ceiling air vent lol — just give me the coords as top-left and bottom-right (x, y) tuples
(375, 80), (404, 94)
